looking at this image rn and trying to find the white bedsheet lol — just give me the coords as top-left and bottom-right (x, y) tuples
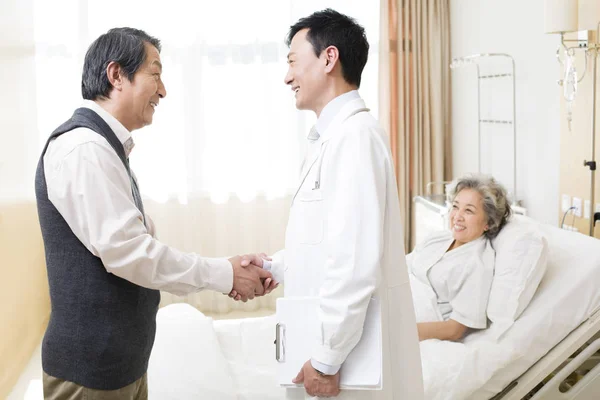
(148, 223), (600, 400)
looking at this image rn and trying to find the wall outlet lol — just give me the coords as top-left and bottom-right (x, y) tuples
(596, 203), (600, 214)
(584, 200), (591, 219)
(573, 197), (583, 217)
(562, 194), (571, 213)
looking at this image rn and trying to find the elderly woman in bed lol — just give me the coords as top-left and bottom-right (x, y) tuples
(408, 174), (511, 342)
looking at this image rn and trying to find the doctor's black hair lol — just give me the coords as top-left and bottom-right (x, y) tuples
(286, 8), (369, 88)
(82, 27), (161, 101)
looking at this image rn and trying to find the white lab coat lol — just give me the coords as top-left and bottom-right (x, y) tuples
(270, 97), (424, 399)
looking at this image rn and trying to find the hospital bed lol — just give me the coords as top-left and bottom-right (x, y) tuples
(148, 216), (600, 399)
(482, 220), (600, 400)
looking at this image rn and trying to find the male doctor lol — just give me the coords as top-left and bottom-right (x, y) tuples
(232, 9), (424, 399)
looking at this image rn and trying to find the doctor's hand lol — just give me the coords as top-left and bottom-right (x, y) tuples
(293, 360), (341, 398)
(228, 253), (279, 301)
(228, 255), (273, 302)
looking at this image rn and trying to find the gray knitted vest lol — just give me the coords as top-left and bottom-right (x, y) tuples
(35, 108), (160, 390)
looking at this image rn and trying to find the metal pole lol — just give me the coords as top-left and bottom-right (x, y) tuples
(512, 57), (517, 205)
(589, 48), (597, 236)
(477, 64), (481, 173)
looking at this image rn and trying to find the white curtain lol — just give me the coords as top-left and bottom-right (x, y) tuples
(145, 196), (290, 316)
(11, 0), (380, 316)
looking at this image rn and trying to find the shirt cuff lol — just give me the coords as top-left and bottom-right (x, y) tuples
(205, 257), (234, 294)
(268, 253), (285, 284)
(262, 259), (272, 271)
(312, 343), (348, 367)
(311, 359), (341, 375)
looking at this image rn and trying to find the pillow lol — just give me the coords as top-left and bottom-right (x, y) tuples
(148, 303), (237, 400)
(487, 214), (549, 326)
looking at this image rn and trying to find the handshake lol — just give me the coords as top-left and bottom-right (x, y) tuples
(227, 253), (279, 302)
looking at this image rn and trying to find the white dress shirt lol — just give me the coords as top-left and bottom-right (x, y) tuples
(43, 100), (233, 296)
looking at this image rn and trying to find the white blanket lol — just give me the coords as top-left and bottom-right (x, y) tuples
(148, 301), (513, 400)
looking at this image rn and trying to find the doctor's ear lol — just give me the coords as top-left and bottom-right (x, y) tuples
(323, 46), (339, 72)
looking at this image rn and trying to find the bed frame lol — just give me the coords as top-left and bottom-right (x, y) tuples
(492, 307), (600, 400)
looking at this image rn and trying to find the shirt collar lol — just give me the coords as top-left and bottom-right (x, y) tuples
(82, 100), (135, 157)
(314, 90), (360, 137)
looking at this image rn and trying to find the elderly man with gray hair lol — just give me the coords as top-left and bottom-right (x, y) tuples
(407, 174), (512, 342)
(34, 27), (275, 400)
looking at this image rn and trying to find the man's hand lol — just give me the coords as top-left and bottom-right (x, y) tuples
(228, 253), (279, 301)
(228, 255), (273, 302)
(292, 360), (341, 398)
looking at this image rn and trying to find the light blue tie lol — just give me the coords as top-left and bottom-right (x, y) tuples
(307, 125), (320, 141)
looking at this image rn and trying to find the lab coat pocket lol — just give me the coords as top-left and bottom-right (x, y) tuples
(296, 189), (324, 245)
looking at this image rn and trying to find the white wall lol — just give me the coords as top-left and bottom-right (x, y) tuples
(450, 0), (561, 225)
(0, 0), (38, 202)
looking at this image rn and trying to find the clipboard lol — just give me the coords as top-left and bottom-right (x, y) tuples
(275, 296), (382, 390)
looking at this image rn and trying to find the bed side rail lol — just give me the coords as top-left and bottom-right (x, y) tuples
(529, 338), (600, 399)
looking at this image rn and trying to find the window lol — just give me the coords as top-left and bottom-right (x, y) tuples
(32, 0), (380, 203)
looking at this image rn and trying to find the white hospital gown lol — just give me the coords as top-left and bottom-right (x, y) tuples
(407, 231), (495, 329)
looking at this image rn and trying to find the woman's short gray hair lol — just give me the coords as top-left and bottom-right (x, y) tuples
(447, 174), (512, 239)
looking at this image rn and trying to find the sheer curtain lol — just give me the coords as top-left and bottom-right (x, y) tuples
(28, 0), (380, 316)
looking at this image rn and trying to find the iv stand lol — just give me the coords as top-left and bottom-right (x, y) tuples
(559, 23), (600, 236)
(585, 44), (597, 236)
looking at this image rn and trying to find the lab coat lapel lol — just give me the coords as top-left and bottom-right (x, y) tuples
(292, 98), (369, 203)
(292, 148), (321, 202)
